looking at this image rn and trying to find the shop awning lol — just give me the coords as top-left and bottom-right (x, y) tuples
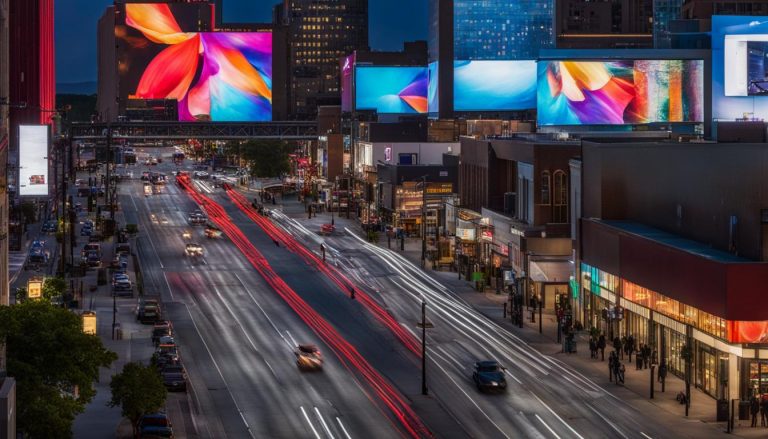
(529, 260), (573, 283)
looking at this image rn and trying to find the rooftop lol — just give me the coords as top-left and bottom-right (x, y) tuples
(599, 220), (751, 263)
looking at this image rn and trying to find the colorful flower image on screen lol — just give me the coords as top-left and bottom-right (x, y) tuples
(454, 60), (537, 111)
(428, 62), (439, 114)
(123, 3), (272, 121)
(537, 60), (703, 125)
(355, 67), (428, 114)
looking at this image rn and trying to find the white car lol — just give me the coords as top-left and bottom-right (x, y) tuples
(185, 243), (203, 257)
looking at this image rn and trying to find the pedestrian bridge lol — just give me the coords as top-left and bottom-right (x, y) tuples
(68, 121), (318, 141)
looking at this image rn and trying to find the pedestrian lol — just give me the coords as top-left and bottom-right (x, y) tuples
(273, 239), (280, 247)
(627, 335), (635, 362)
(643, 345), (650, 369)
(618, 363), (625, 384)
(613, 336), (623, 360)
(349, 285), (356, 300)
(761, 394), (768, 427)
(636, 349), (643, 370)
(658, 360), (667, 383)
(589, 338), (597, 359)
(608, 352), (615, 382)
(651, 349), (658, 367)
(751, 394), (761, 427)
(598, 334), (606, 361)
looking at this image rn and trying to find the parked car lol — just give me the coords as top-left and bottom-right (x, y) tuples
(80, 224), (93, 236)
(152, 322), (172, 346)
(137, 300), (162, 324)
(161, 369), (187, 392)
(138, 413), (173, 438)
(85, 251), (101, 268)
(112, 277), (133, 296)
(472, 360), (507, 393)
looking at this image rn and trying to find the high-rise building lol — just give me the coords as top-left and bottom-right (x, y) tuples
(8, 0), (54, 252)
(0, 0), (8, 311)
(428, 0), (553, 118)
(556, 0), (653, 48)
(654, 0), (684, 47)
(276, 0), (369, 120)
(96, 5), (117, 122)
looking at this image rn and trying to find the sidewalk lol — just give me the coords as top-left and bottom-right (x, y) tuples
(275, 194), (766, 438)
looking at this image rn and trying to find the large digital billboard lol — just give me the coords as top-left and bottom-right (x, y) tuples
(713, 16), (768, 120)
(454, 60), (536, 111)
(355, 67), (428, 114)
(19, 125), (49, 197)
(341, 54), (355, 112)
(537, 60), (704, 125)
(428, 62), (439, 114)
(118, 3), (272, 121)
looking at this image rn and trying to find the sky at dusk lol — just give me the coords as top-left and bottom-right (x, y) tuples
(55, 0), (427, 84)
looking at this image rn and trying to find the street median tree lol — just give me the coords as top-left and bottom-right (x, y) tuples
(109, 362), (167, 437)
(0, 300), (117, 438)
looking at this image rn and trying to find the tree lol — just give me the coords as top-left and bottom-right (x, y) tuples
(241, 139), (292, 178)
(109, 362), (167, 437)
(0, 300), (117, 438)
(42, 276), (67, 300)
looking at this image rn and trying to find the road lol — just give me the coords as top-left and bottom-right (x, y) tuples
(119, 150), (410, 439)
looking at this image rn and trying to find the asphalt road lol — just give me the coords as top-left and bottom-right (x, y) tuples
(119, 151), (406, 439)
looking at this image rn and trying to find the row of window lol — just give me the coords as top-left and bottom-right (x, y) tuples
(540, 169), (568, 223)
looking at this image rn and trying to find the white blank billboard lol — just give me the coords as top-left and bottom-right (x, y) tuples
(19, 125), (49, 197)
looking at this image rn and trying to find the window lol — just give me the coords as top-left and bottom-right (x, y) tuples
(552, 170), (568, 223)
(540, 171), (550, 205)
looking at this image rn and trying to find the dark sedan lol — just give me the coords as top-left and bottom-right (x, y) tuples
(472, 360), (507, 393)
(161, 371), (187, 392)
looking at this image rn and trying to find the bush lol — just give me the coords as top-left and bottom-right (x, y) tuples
(125, 224), (138, 234)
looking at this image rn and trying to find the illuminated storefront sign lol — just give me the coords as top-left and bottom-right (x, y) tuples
(457, 228), (476, 240)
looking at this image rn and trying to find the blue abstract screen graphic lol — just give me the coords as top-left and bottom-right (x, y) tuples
(355, 67), (428, 114)
(428, 62), (439, 114)
(453, 60), (537, 111)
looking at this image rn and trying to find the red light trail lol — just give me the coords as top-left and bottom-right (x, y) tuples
(177, 176), (431, 439)
(224, 188), (423, 358)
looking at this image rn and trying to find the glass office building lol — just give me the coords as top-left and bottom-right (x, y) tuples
(654, 0), (683, 48)
(453, 0), (554, 60)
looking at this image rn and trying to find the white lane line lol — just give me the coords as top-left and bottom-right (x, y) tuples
(286, 330), (299, 348)
(530, 392), (585, 439)
(586, 405), (628, 439)
(300, 406), (323, 439)
(184, 303), (255, 438)
(162, 271), (175, 302)
(505, 369), (523, 385)
(335, 417), (352, 439)
(641, 433), (653, 439)
(210, 284), (279, 379)
(535, 414), (561, 439)
(313, 407), (335, 439)
(146, 234), (164, 269)
(233, 273), (291, 347)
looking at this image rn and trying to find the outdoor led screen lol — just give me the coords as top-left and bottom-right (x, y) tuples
(118, 3), (272, 121)
(341, 54), (355, 112)
(428, 62), (439, 114)
(712, 16), (768, 120)
(537, 60), (704, 125)
(355, 67), (428, 114)
(19, 125), (49, 197)
(453, 60), (537, 111)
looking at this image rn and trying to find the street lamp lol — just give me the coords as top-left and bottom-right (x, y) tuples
(417, 175), (428, 269)
(416, 300), (434, 395)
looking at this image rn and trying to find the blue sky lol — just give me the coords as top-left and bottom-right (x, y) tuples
(55, 0), (428, 83)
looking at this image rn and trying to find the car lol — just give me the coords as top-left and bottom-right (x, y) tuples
(82, 243), (101, 257)
(42, 220), (57, 233)
(27, 247), (48, 266)
(185, 243), (203, 257)
(181, 230), (192, 240)
(295, 344), (323, 371)
(112, 273), (129, 283)
(188, 212), (207, 225)
(193, 171), (209, 179)
(80, 225), (93, 236)
(85, 252), (101, 268)
(113, 278), (133, 294)
(204, 225), (222, 238)
(152, 325), (172, 346)
(139, 306), (161, 324)
(156, 343), (179, 363)
(472, 361), (507, 393)
(156, 335), (175, 346)
(138, 413), (173, 438)
(161, 370), (187, 392)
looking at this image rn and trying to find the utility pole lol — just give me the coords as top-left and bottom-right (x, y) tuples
(417, 301), (434, 396)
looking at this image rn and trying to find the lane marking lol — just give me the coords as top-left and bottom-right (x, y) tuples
(162, 271), (175, 302)
(535, 414), (561, 439)
(300, 406), (323, 439)
(335, 417), (352, 439)
(314, 406), (336, 439)
(587, 405), (628, 439)
(530, 392), (584, 439)
(641, 433), (653, 439)
(233, 273), (291, 348)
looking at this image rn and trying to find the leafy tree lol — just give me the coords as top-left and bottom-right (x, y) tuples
(0, 300), (117, 438)
(109, 362), (167, 437)
(241, 139), (292, 178)
(42, 276), (68, 300)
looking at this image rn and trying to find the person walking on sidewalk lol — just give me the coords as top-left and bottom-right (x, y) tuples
(636, 349), (643, 370)
(589, 337), (597, 359)
(618, 363), (625, 385)
(761, 394), (768, 427)
(613, 336), (623, 361)
(643, 344), (651, 369)
(627, 334), (635, 362)
(658, 360), (667, 384)
(598, 334), (607, 361)
(751, 394), (761, 427)
(608, 351), (615, 382)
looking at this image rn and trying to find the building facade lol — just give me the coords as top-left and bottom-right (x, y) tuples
(579, 140), (768, 401)
(556, 0), (653, 49)
(277, 0), (368, 120)
(96, 6), (117, 122)
(0, 0), (9, 311)
(654, 0), (684, 48)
